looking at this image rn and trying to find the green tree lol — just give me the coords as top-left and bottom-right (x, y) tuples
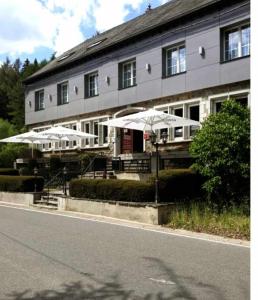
(0, 118), (16, 140)
(190, 100), (250, 207)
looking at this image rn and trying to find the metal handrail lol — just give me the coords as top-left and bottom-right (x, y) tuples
(80, 152), (106, 178)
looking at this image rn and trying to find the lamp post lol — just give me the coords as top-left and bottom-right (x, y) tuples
(63, 166), (67, 196)
(33, 167), (38, 193)
(150, 131), (168, 204)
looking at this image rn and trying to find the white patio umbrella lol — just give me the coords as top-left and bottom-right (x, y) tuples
(100, 109), (200, 203)
(0, 131), (59, 158)
(100, 108), (200, 131)
(40, 126), (97, 157)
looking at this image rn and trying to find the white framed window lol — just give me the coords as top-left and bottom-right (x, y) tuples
(223, 23), (250, 61)
(58, 81), (69, 105)
(212, 95), (249, 114)
(85, 72), (99, 97)
(35, 90), (45, 111)
(93, 121), (99, 145)
(173, 107), (184, 139)
(120, 60), (136, 88)
(166, 44), (186, 76)
(81, 116), (110, 148)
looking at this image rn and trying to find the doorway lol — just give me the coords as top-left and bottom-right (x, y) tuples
(120, 128), (143, 154)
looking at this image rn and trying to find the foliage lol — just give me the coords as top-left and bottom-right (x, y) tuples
(168, 202), (250, 240)
(0, 57), (49, 130)
(0, 143), (28, 168)
(148, 168), (204, 202)
(49, 156), (63, 174)
(0, 175), (44, 192)
(189, 100), (250, 207)
(0, 118), (16, 140)
(0, 168), (19, 176)
(79, 152), (99, 171)
(70, 179), (154, 202)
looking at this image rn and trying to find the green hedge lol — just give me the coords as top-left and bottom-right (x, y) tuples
(0, 168), (19, 176)
(70, 179), (154, 202)
(149, 168), (204, 202)
(0, 175), (44, 192)
(70, 169), (203, 203)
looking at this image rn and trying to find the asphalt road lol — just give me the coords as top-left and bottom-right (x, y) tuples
(0, 204), (250, 300)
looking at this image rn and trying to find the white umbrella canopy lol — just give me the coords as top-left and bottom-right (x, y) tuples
(40, 126), (97, 157)
(40, 126), (97, 141)
(0, 131), (59, 144)
(100, 109), (200, 131)
(0, 131), (60, 157)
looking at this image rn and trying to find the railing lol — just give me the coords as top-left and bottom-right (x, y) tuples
(122, 159), (151, 173)
(80, 152), (107, 179)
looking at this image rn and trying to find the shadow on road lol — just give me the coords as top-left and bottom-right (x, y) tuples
(6, 257), (226, 300)
(142, 257), (226, 300)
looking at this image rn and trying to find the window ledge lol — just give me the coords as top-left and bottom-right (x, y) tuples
(162, 71), (186, 79)
(118, 84), (137, 91)
(85, 94), (99, 99)
(57, 102), (69, 106)
(35, 108), (45, 112)
(220, 55), (250, 64)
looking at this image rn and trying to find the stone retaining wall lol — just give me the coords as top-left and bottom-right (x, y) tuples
(0, 192), (40, 206)
(58, 197), (175, 225)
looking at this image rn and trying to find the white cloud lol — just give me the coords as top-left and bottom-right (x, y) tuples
(0, 0), (165, 58)
(93, 0), (144, 33)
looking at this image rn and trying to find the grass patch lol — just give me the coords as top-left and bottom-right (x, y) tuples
(168, 203), (250, 240)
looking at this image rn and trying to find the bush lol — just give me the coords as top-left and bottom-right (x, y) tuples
(49, 156), (63, 174)
(0, 175), (44, 192)
(0, 168), (19, 176)
(190, 99), (250, 207)
(70, 179), (154, 202)
(148, 168), (204, 202)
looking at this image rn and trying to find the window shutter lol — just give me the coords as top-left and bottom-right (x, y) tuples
(84, 75), (89, 98)
(89, 121), (94, 147)
(57, 84), (61, 105)
(162, 48), (167, 78)
(35, 91), (39, 111)
(118, 63), (123, 89)
(98, 123), (103, 146)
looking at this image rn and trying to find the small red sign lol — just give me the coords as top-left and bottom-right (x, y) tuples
(144, 133), (150, 140)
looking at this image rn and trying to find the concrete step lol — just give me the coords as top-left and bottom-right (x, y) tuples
(31, 204), (58, 210)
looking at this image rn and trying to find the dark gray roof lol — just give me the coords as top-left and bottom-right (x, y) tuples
(25, 0), (222, 83)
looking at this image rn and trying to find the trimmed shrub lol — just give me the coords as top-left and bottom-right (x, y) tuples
(70, 179), (154, 202)
(148, 168), (204, 202)
(0, 168), (19, 176)
(0, 175), (44, 192)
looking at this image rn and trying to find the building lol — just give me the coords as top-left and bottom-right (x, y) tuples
(24, 0), (250, 171)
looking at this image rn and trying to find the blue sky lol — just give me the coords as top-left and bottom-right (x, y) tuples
(0, 0), (168, 66)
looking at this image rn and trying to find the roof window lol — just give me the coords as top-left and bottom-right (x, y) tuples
(87, 38), (107, 49)
(57, 51), (75, 62)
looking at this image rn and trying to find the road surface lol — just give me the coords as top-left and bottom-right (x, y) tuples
(0, 204), (250, 300)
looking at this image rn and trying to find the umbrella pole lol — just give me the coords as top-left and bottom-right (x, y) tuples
(32, 143), (34, 159)
(155, 143), (160, 204)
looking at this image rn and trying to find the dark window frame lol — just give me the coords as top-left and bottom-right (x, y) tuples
(35, 89), (45, 111)
(57, 81), (69, 105)
(221, 21), (250, 63)
(84, 71), (99, 98)
(162, 42), (186, 78)
(118, 58), (137, 90)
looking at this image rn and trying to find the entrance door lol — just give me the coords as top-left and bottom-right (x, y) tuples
(121, 128), (143, 154)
